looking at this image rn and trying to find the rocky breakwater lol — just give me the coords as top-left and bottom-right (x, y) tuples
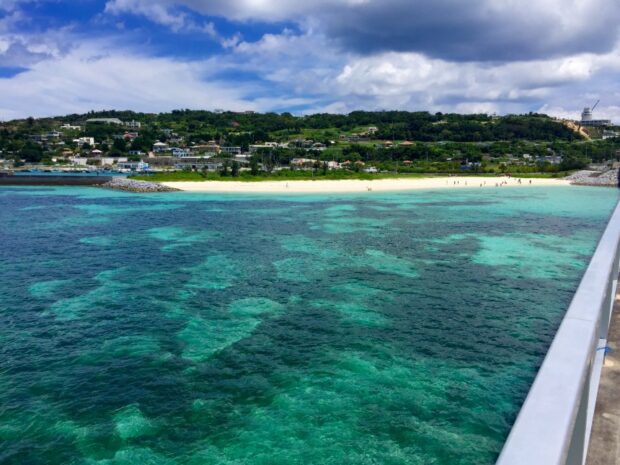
(566, 169), (620, 187)
(101, 177), (179, 192)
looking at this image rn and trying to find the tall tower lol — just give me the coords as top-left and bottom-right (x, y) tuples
(581, 107), (592, 122)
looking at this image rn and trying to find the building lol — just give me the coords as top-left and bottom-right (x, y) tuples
(86, 118), (123, 125)
(74, 137), (95, 147)
(290, 158), (317, 168)
(117, 161), (149, 171)
(71, 156), (128, 167)
(173, 157), (224, 171)
(153, 141), (169, 153)
(29, 134), (48, 143)
(581, 107), (611, 127)
(124, 120), (141, 129)
(172, 148), (192, 158)
(192, 142), (220, 154)
(249, 142), (278, 153)
(221, 146), (242, 155)
(47, 131), (62, 140)
(60, 124), (82, 131)
(146, 156), (175, 168)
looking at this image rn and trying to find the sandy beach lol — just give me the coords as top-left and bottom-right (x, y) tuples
(161, 176), (571, 193)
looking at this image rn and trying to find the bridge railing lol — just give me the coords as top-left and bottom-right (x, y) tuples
(496, 200), (620, 465)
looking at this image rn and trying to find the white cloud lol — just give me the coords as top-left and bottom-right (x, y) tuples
(2, 1), (620, 121)
(103, 0), (620, 61)
(214, 28), (620, 120)
(0, 43), (260, 119)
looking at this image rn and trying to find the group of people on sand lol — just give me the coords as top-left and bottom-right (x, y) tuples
(445, 177), (533, 188)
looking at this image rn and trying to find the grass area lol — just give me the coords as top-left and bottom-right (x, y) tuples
(131, 170), (572, 183)
(509, 171), (573, 178)
(131, 171), (206, 182)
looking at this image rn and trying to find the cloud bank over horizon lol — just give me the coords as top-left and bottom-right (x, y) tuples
(1, 0), (620, 121)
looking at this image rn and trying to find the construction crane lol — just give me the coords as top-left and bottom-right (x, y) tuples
(592, 99), (600, 112)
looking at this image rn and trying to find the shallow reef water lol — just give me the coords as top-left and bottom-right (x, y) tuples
(0, 185), (618, 465)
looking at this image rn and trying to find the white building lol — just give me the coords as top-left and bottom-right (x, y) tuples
(60, 124), (82, 131)
(153, 141), (169, 153)
(74, 137), (95, 146)
(580, 107), (611, 126)
(86, 118), (123, 125)
(117, 161), (149, 171)
(124, 120), (142, 129)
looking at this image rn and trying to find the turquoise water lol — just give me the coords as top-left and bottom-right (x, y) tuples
(0, 185), (618, 465)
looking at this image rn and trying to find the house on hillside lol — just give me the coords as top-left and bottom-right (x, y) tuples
(172, 148), (192, 158)
(74, 137), (95, 147)
(124, 120), (141, 129)
(153, 141), (169, 153)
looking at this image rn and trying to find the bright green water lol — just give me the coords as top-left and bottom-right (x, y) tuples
(0, 186), (618, 465)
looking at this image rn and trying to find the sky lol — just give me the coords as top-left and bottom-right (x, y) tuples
(1, 0), (620, 121)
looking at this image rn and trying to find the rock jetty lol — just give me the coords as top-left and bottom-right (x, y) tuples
(566, 169), (620, 187)
(101, 177), (179, 192)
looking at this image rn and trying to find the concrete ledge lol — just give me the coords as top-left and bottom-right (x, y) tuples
(0, 175), (113, 186)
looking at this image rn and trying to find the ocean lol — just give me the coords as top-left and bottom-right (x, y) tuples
(1, 185), (618, 465)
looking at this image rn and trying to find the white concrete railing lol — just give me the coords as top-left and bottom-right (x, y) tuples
(497, 200), (620, 465)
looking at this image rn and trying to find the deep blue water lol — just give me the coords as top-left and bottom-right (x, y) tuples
(0, 185), (618, 465)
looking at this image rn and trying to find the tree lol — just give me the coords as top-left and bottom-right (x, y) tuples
(113, 138), (127, 153)
(231, 160), (239, 177)
(19, 142), (43, 163)
(220, 160), (230, 176)
(250, 156), (259, 175)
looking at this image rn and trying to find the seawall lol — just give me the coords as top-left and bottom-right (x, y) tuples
(0, 175), (113, 186)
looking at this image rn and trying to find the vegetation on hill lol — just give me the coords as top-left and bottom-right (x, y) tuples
(1, 110), (618, 174)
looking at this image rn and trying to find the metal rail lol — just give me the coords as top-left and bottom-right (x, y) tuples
(497, 200), (620, 465)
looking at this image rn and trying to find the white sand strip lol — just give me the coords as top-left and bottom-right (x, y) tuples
(161, 176), (571, 193)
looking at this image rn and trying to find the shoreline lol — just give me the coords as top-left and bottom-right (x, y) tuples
(160, 176), (572, 193)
